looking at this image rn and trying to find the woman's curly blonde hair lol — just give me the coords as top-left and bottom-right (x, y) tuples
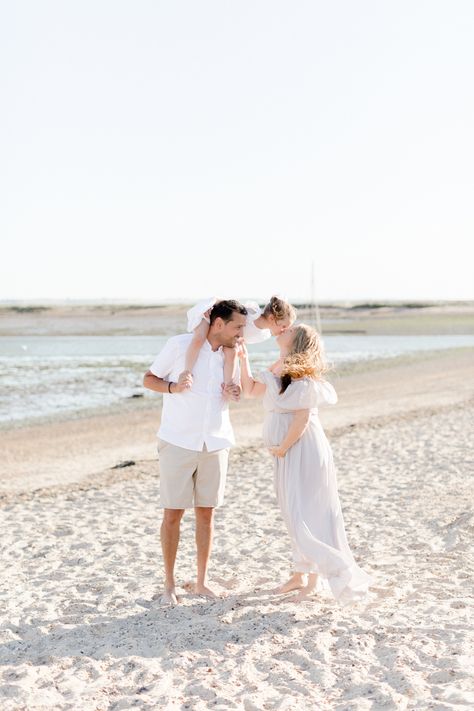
(280, 323), (328, 393)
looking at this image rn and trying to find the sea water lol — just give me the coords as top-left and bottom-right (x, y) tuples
(1, 334), (473, 424)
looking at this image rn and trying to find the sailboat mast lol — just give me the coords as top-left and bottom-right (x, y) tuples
(310, 260), (322, 334)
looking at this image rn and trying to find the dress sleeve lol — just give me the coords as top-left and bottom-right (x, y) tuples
(149, 338), (179, 379)
(277, 378), (338, 409)
(314, 380), (338, 405)
(254, 369), (271, 384)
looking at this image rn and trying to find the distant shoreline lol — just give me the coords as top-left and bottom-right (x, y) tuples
(1, 300), (473, 336)
(1, 298), (473, 310)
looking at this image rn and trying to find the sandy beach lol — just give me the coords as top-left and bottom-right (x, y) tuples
(1, 319), (473, 708)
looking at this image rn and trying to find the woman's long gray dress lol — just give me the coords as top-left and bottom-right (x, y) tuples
(257, 369), (374, 606)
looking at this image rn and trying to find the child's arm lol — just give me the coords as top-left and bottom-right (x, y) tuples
(222, 346), (242, 401)
(223, 346), (238, 385)
(181, 318), (210, 384)
(268, 409), (311, 457)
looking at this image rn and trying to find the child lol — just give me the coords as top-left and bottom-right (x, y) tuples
(180, 296), (297, 392)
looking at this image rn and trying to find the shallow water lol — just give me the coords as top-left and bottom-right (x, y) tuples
(1, 334), (473, 424)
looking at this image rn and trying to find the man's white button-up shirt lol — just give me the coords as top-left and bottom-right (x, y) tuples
(149, 333), (238, 452)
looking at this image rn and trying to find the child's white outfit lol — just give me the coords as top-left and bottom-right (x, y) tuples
(186, 297), (271, 344)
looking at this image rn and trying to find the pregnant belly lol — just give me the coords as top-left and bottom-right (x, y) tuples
(262, 412), (293, 447)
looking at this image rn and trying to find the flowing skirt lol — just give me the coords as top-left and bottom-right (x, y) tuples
(266, 412), (374, 606)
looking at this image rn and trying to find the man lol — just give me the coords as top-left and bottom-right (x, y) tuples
(143, 300), (248, 604)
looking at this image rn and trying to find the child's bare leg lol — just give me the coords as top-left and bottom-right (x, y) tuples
(223, 346), (238, 385)
(272, 572), (306, 594)
(181, 319), (210, 383)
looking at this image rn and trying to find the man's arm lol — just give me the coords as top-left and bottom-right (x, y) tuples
(144, 337), (192, 394)
(143, 370), (191, 394)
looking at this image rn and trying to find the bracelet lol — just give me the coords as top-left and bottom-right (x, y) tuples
(168, 381), (173, 393)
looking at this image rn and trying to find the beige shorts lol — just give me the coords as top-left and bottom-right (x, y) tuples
(157, 438), (230, 509)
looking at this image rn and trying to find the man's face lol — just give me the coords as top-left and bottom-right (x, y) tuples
(214, 313), (247, 347)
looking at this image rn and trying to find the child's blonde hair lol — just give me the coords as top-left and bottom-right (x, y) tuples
(280, 323), (328, 393)
(263, 296), (297, 323)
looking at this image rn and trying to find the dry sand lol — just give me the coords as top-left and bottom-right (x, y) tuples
(1, 349), (473, 709)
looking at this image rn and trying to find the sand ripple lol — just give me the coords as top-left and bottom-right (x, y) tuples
(1, 403), (473, 709)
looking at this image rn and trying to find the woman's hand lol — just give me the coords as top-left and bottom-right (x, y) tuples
(236, 339), (248, 360)
(268, 445), (287, 458)
(268, 358), (283, 376)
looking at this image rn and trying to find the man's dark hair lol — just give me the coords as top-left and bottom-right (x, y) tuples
(209, 299), (248, 325)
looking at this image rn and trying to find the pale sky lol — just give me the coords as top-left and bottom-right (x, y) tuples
(2, 1), (473, 302)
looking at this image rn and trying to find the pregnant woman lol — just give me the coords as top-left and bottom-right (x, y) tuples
(238, 324), (374, 606)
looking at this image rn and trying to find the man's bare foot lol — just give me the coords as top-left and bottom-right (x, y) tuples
(154, 588), (179, 605)
(272, 573), (305, 595)
(196, 584), (220, 598)
(184, 581), (221, 598)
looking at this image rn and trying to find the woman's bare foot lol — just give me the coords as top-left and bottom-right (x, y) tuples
(286, 574), (319, 602)
(272, 573), (306, 594)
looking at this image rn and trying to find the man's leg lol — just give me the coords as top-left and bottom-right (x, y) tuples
(160, 508), (185, 604)
(157, 438), (198, 604)
(194, 506), (217, 597)
(186, 445), (228, 598)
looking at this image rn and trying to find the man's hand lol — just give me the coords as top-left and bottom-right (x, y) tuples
(175, 370), (193, 392)
(222, 382), (241, 402)
(268, 445), (286, 458)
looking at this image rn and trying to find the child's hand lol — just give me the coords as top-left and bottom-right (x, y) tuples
(177, 370), (193, 391)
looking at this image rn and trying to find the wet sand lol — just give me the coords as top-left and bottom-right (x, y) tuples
(1, 348), (472, 498)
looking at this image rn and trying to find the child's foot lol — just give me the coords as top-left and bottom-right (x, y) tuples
(272, 573), (305, 594)
(177, 370), (193, 390)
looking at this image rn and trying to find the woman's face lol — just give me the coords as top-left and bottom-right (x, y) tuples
(276, 324), (296, 351)
(268, 314), (294, 336)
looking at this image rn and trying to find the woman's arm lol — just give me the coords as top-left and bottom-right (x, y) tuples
(269, 409), (311, 457)
(238, 345), (267, 398)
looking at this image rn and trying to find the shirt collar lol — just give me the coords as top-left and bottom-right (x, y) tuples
(204, 338), (223, 354)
